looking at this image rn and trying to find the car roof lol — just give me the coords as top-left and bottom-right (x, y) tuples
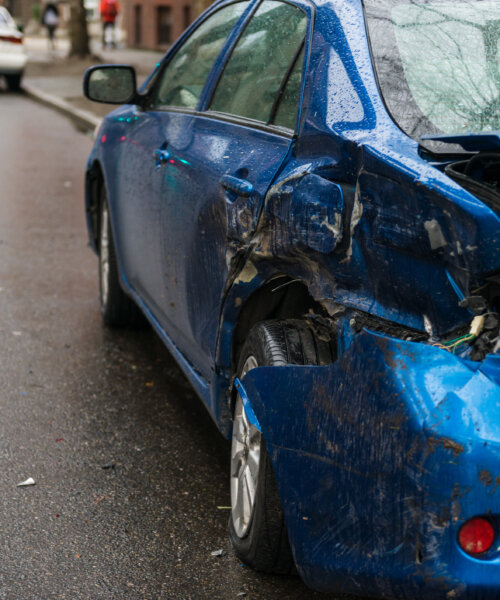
(0, 6), (18, 30)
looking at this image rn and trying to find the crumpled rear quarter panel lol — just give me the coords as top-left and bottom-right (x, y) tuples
(241, 330), (500, 599)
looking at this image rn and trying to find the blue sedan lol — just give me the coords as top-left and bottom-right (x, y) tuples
(83, 0), (500, 597)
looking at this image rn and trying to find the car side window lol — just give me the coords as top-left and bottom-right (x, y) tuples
(271, 45), (305, 129)
(151, 2), (249, 110)
(209, 0), (307, 125)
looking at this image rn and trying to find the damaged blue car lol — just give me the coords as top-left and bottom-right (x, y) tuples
(83, 0), (500, 597)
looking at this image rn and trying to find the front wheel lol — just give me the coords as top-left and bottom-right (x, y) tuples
(98, 192), (142, 327)
(228, 319), (336, 573)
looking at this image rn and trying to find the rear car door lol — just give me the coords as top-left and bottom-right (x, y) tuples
(150, 0), (310, 379)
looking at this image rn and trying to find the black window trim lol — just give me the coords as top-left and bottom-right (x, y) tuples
(199, 110), (296, 138)
(152, 105), (296, 138)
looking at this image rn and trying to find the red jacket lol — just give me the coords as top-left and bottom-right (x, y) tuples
(100, 0), (119, 23)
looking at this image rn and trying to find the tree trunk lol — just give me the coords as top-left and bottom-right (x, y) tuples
(68, 0), (90, 57)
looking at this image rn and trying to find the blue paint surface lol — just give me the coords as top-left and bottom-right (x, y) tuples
(84, 0), (500, 596)
(234, 377), (261, 431)
(241, 327), (500, 598)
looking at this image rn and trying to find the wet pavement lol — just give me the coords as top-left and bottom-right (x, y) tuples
(23, 34), (164, 124)
(0, 93), (355, 599)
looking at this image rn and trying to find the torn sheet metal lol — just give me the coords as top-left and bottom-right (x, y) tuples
(240, 157), (500, 337)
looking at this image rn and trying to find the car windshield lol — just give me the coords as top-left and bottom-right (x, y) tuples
(363, 0), (500, 151)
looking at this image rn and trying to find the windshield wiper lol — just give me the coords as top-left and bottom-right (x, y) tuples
(421, 131), (500, 153)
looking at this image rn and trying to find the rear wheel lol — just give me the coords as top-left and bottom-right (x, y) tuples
(229, 319), (335, 573)
(6, 73), (22, 91)
(99, 191), (143, 327)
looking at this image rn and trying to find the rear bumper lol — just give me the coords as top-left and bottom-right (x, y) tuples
(240, 330), (500, 598)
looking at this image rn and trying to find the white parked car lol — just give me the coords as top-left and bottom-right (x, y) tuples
(0, 7), (26, 90)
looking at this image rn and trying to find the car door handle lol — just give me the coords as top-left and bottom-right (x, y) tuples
(154, 148), (170, 163)
(220, 174), (253, 198)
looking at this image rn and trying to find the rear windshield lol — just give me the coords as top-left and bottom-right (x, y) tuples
(363, 0), (500, 150)
(0, 7), (16, 27)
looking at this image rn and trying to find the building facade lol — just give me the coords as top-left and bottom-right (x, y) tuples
(122, 0), (195, 50)
(6, 0), (39, 26)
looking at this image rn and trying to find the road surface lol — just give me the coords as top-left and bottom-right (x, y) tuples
(0, 90), (356, 600)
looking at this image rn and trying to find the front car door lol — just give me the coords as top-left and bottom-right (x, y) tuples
(112, 1), (251, 326)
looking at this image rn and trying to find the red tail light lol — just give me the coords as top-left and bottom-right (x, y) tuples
(0, 35), (23, 44)
(458, 517), (495, 554)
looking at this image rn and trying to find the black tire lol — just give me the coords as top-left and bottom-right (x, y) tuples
(228, 319), (336, 573)
(6, 73), (22, 91)
(98, 190), (143, 327)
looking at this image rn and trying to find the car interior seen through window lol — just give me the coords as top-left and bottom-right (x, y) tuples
(272, 44), (305, 129)
(209, 0), (307, 126)
(151, 1), (249, 109)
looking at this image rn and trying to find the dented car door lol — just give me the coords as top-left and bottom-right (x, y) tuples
(153, 0), (310, 378)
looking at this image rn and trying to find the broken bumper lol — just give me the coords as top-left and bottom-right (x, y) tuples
(240, 330), (500, 599)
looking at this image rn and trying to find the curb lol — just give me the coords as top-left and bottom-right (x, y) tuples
(23, 83), (101, 133)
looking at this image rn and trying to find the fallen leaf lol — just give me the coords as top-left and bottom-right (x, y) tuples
(92, 492), (114, 505)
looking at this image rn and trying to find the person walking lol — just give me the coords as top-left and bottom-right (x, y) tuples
(41, 1), (59, 50)
(100, 0), (120, 49)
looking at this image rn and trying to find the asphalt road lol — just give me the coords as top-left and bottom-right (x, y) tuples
(0, 91), (359, 600)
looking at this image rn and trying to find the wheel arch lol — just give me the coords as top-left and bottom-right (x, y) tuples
(85, 159), (105, 254)
(216, 271), (329, 376)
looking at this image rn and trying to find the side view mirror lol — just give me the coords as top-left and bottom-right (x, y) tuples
(83, 65), (137, 104)
(17, 23), (24, 33)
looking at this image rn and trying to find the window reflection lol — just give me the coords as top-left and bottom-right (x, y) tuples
(152, 2), (248, 109)
(210, 0), (307, 124)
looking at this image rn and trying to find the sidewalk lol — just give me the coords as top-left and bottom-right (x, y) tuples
(23, 31), (165, 131)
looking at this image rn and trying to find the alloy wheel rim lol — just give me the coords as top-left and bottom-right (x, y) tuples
(230, 355), (261, 538)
